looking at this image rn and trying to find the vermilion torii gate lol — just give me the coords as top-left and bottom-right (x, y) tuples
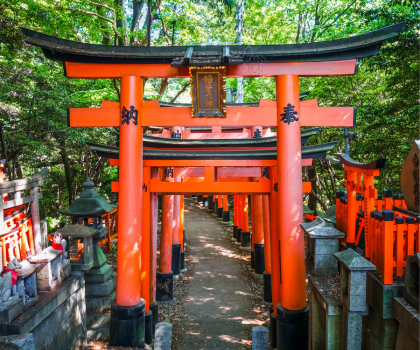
(21, 23), (403, 349)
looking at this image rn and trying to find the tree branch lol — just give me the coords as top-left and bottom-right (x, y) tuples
(113, 79), (120, 100)
(170, 82), (190, 102)
(311, 189), (328, 211)
(315, 0), (357, 40)
(55, 6), (118, 44)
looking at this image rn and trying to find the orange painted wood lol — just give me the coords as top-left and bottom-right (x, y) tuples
(65, 60), (357, 79)
(270, 167), (280, 315)
(159, 194), (173, 273)
(111, 159), (313, 168)
(276, 74), (307, 311)
(263, 195), (271, 274)
(65, 62), (189, 79)
(141, 167), (151, 313)
(395, 220), (404, 276)
(68, 107), (119, 127)
(406, 220), (415, 257)
(226, 60), (357, 77)
(253, 195), (264, 244)
(300, 99), (318, 107)
(179, 195), (184, 249)
(142, 159), (312, 167)
(139, 106), (355, 127)
(344, 166), (380, 176)
(302, 182), (311, 193)
(381, 219), (394, 285)
(111, 182), (119, 192)
(115, 76), (143, 307)
(242, 195), (249, 232)
(149, 181), (271, 194)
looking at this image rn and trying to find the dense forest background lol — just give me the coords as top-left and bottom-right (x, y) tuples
(0, 0), (418, 229)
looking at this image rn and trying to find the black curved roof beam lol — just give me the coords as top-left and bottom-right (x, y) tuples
(340, 153), (386, 169)
(21, 23), (404, 66)
(142, 128), (320, 148)
(87, 141), (338, 160)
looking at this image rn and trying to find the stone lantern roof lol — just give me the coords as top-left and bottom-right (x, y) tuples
(59, 178), (117, 217)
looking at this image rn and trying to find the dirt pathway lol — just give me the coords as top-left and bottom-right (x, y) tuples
(174, 198), (254, 350)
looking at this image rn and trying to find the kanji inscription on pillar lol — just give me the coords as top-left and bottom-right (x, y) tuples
(280, 103), (299, 125)
(253, 129), (262, 138)
(164, 168), (174, 179)
(262, 167), (269, 179)
(121, 106), (139, 126)
(171, 130), (181, 139)
(190, 66), (226, 118)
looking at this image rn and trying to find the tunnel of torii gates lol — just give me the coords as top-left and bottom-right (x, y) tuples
(22, 22), (403, 349)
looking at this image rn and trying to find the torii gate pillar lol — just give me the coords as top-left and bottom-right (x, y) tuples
(110, 76), (145, 347)
(275, 75), (308, 350)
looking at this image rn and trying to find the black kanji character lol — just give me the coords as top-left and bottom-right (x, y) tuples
(171, 130), (181, 139)
(121, 105), (139, 126)
(273, 183), (278, 192)
(164, 168), (174, 178)
(280, 103), (299, 125)
(262, 167), (269, 179)
(142, 183), (147, 192)
(253, 129), (262, 138)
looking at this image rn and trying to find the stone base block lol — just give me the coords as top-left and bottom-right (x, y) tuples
(85, 273), (116, 297)
(367, 271), (404, 319)
(306, 258), (339, 277)
(0, 333), (35, 350)
(252, 272), (263, 282)
(60, 259), (72, 282)
(84, 263), (113, 284)
(393, 297), (419, 344)
(87, 312), (110, 342)
(309, 276), (342, 350)
(23, 296), (39, 311)
(395, 323), (419, 350)
(0, 298), (23, 325)
(364, 328), (395, 350)
(343, 306), (363, 350)
(364, 305), (399, 348)
(86, 290), (116, 311)
(0, 274), (86, 350)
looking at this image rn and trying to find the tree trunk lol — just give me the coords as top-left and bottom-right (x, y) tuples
(116, 0), (128, 46)
(59, 143), (74, 208)
(308, 166), (317, 210)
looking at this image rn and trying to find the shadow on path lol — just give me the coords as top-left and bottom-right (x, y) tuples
(175, 198), (255, 350)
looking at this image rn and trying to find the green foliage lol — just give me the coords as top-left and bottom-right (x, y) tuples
(0, 0), (418, 222)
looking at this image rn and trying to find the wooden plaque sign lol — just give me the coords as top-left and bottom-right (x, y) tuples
(190, 66), (226, 118)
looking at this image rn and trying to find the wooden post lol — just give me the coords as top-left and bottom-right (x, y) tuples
(141, 167), (151, 313)
(263, 194), (271, 274)
(275, 74), (308, 349)
(269, 167), (280, 314)
(150, 168), (159, 305)
(115, 76), (143, 306)
(111, 75), (144, 347)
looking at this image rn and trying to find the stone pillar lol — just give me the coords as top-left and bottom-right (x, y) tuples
(301, 218), (344, 277)
(334, 248), (375, 350)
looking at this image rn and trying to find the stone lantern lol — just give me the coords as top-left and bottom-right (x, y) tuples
(59, 178), (117, 311)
